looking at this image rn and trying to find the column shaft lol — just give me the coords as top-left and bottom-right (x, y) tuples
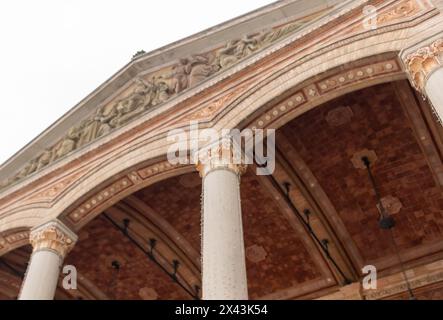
(19, 250), (63, 300)
(425, 68), (443, 120)
(196, 136), (248, 300)
(202, 168), (248, 300)
(18, 220), (77, 300)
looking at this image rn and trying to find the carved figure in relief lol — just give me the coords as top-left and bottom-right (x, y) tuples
(151, 77), (171, 106)
(217, 34), (262, 68)
(0, 177), (15, 189)
(168, 54), (219, 92)
(53, 127), (80, 160)
(169, 58), (191, 94)
(234, 35), (259, 56)
(215, 26), (299, 69)
(187, 54), (220, 87)
(217, 40), (241, 68)
(95, 105), (118, 137)
(14, 159), (38, 181)
(76, 118), (99, 147)
(0, 18), (312, 190)
(113, 78), (156, 126)
(36, 149), (54, 171)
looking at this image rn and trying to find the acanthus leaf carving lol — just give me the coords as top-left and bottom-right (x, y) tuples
(30, 220), (77, 258)
(404, 38), (443, 92)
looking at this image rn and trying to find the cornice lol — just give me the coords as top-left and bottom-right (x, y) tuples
(0, 0), (439, 211)
(0, 0), (344, 183)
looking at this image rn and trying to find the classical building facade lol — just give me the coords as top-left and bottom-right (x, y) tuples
(1, 0), (443, 300)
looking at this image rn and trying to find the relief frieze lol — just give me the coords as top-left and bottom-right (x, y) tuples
(0, 18), (310, 190)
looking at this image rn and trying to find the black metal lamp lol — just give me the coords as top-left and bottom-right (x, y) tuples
(360, 155), (416, 300)
(361, 156), (395, 229)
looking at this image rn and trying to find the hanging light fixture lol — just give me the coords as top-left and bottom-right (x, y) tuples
(103, 213), (201, 300)
(361, 156), (395, 230)
(361, 155), (416, 300)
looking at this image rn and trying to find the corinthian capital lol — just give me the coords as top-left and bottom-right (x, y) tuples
(194, 136), (247, 178)
(30, 220), (77, 258)
(404, 39), (443, 93)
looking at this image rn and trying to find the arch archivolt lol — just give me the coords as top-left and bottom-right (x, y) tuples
(0, 228), (30, 257)
(63, 161), (195, 230)
(241, 55), (405, 131)
(217, 35), (409, 132)
(0, 54), (414, 246)
(0, 54), (405, 254)
(0, 0), (440, 254)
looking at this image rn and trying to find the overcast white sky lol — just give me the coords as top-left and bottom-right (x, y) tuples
(0, 0), (274, 165)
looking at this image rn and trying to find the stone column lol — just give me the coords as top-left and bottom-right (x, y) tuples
(404, 39), (443, 123)
(195, 137), (248, 300)
(19, 220), (77, 300)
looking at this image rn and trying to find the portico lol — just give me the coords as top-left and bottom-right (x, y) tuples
(1, 0), (443, 300)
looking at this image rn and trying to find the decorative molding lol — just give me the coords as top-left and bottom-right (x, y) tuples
(318, 62), (399, 94)
(68, 177), (133, 224)
(177, 83), (251, 124)
(316, 282), (363, 300)
(0, 18), (310, 190)
(404, 38), (443, 93)
(377, 0), (419, 24)
(0, 57), (403, 233)
(67, 161), (184, 225)
(4, 230), (29, 245)
(137, 161), (179, 179)
(0, 0), (429, 191)
(325, 0), (435, 48)
(249, 59), (401, 130)
(365, 271), (443, 300)
(318, 260), (443, 300)
(29, 220), (77, 258)
(27, 169), (87, 203)
(0, 230), (30, 256)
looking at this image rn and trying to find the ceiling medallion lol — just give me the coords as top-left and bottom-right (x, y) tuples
(378, 195), (403, 215)
(351, 149), (377, 169)
(246, 244), (267, 263)
(325, 106), (354, 127)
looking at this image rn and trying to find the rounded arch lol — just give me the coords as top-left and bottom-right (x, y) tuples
(55, 58), (406, 233)
(214, 24), (409, 129)
(0, 25), (414, 237)
(240, 54), (406, 132)
(59, 159), (196, 231)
